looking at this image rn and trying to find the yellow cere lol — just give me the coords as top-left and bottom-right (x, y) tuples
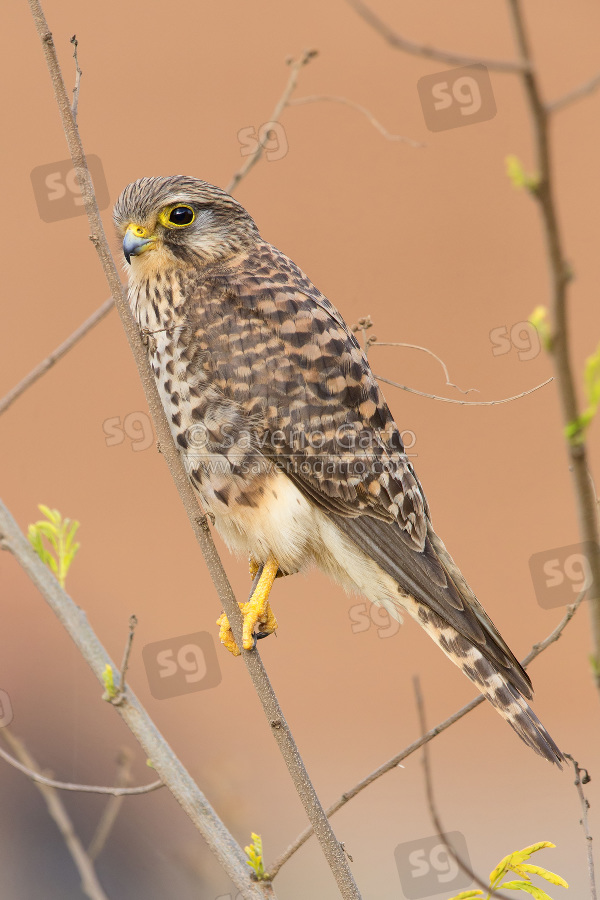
(127, 223), (151, 238)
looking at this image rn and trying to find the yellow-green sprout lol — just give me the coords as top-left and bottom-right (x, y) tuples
(447, 841), (567, 900)
(28, 504), (80, 588)
(244, 833), (268, 881)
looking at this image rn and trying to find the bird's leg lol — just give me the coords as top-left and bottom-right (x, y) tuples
(216, 556), (279, 656)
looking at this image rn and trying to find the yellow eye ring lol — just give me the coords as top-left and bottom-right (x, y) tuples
(158, 204), (196, 228)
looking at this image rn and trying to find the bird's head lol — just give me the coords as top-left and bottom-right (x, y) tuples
(113, 176), (259, 274)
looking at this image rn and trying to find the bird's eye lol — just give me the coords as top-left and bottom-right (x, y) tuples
(167, 205), (195, 227)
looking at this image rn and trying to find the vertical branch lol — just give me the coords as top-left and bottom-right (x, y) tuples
(70, 34), (81, 120)
(507, 0), (600, 691)
(565, 755), (597, 900)
(87, 749), (134, 862)
(26, 3), (361, 896)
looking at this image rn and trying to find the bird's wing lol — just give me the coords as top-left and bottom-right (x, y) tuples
(190, 242), (532, 698)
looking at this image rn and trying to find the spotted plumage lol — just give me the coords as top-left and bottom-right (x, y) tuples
(114, 176), (563, 765)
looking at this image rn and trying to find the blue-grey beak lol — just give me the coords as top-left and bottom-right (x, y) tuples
(123, 225), (155, 264)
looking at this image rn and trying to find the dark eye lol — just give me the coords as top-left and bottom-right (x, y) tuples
(168, 205), (195, 226)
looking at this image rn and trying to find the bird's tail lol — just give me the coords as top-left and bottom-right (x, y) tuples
(411, 602), (564, 766)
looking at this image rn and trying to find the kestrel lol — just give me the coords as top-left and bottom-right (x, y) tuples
(114, 176), (563, 765)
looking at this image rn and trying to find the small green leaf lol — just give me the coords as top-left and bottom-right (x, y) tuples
(102, 664), (117, 700)
(565, 343), (600, 445)
(517, 864), (568, 888)
(490, 852), (512, 886)
(506, 155), (540, 192)
(501, 880), (554, 900)
(38, 504), (57, 522)
(528, 306), (552, 352)
(27, 505), (81, 588)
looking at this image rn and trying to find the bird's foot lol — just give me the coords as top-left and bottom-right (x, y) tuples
(217, 557), (280, 655)
(249, 555), (286, 579)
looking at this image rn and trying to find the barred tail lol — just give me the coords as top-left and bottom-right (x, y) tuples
(414, 605), (564, 766)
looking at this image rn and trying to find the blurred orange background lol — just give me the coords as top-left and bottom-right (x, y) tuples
(2, 1), (599, 897)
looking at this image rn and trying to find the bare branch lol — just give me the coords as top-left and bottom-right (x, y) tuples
(345, 0), (530, 73)
(376, 373), (553, 405)
(564, 754), (597, 900)
(1, 728), (110, 900)
(414, 676), (511, 899)
(226, 49), (317, 195)
(88, 748), (134, 861)
(26, 6), (360, 895)
(116, 615), (138, 701)
(69, 34), (81, 121)
(0, 737), (163, 795)
(0, 296), (114, 418)
(289, 95), (423, 147)
(507, 0), (600, 693)
(548, 71), (600, 113)
(268, 592), (584, 876)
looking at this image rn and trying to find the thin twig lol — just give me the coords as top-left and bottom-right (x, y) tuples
(117, 615), (138, 699)
(88, 748), (134, 861)
(0, 737), (162, 795)
(26, 9), (360, 897)
(268, 592), (584, 876)
(226, 49), (317, 195)
(289, 95), (423, 147)
(352, 315), (374, 358)
(1, 729), (110, 900)
(414, 676), (511, 899)
(507, 0), (600, 693)
(564, 754), (597, 900)
(376, 373), (553, 405)
(0, 296), (114, 418)
(70, 34), (81, 121)
(372, 340), (479, 395)
(548, 71), (600, 113)
(345, 0), (530, 73)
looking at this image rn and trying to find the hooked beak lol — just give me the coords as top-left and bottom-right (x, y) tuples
(123, 224), (155, 264)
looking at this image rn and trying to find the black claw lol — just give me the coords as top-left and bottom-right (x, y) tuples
(255, 631), (276, 642)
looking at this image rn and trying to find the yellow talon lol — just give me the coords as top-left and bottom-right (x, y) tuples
(217, 606), (244, 656)
(217, 557), (280, 655)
